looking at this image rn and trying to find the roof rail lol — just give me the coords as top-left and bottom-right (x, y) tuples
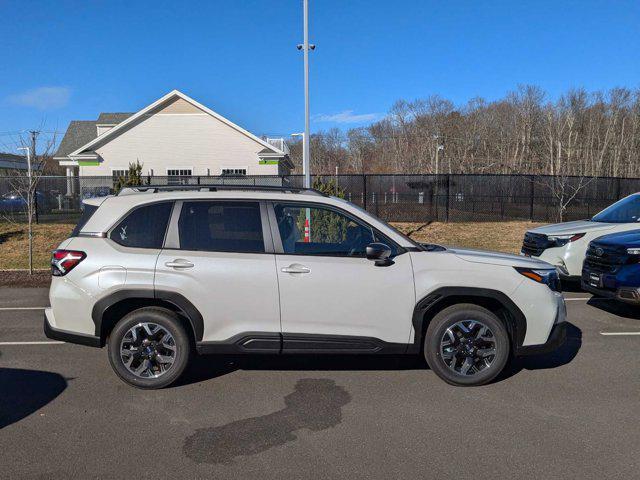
(117, 184), (327, 197)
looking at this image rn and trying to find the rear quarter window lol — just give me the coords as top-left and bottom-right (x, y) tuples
(70, 204), (99, 237)
(109, 202), (173, 249)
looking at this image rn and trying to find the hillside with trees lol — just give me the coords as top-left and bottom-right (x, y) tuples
(289, 86), (640, 178)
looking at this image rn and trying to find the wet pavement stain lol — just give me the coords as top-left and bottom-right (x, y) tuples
(183, 378), (351, 465)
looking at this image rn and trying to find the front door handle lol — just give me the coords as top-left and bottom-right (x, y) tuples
(165, 259), (194, 269)
(281, 264), (310, 274)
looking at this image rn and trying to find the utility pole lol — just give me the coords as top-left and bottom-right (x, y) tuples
(297, 0), (315, 189)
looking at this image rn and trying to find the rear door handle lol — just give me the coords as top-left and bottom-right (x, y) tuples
(165, 259), (194, 269)
(281, 264), (310, 274)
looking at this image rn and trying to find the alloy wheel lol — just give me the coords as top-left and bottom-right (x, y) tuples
(120, 322), (177, 378)
(439, 320), (497, 376)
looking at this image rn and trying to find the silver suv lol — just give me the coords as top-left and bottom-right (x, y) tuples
(45, 186), (566, 388)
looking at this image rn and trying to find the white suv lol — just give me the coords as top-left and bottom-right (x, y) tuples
(522, 193), (640, 278)
(45, 186), (566, 388)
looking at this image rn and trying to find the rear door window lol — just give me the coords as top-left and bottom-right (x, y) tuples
(177, 201), (265, 253)
(109, 202), (173, 248)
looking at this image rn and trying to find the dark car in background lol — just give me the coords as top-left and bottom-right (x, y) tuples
(0, 191), (50, 214)
(582, 230), (640, 304)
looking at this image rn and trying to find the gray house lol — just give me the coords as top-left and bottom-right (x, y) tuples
(0, 153), (28, 175)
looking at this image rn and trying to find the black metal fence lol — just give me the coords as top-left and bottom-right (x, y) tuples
(1, 173), (639, 224)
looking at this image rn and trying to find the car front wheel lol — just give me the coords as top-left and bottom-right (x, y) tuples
(107, 307), (191, 389)
(424, 303), (510, 386)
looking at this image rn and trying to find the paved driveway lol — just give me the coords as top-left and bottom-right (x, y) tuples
(0, 289), (638, 479)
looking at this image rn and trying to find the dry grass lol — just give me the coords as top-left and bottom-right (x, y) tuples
(392, 221), (543, 254)
(0, 220), (543, 270)
(0, 223), (74, 270)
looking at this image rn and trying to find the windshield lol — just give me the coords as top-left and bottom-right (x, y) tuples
(592, 194), (640, 223)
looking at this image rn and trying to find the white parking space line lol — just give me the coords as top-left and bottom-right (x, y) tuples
(0, 341), (63, 345)
(564, 298), (592, 301)
(600, 332), (640, 336)
(0, 307), (47, 311)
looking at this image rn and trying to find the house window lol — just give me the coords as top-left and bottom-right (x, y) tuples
(167, 168), (192, 185)
(221, 168), (247, 176)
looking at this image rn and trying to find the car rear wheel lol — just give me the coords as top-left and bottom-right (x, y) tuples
(107, 307), (191, 389)
(424, 303), (510, 386)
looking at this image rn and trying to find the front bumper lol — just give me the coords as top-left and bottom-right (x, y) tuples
(581, 281), (640, 304)
(44, 308), (101, 347)
(515, 293), (567, 356)
(516, 322), (567, 356)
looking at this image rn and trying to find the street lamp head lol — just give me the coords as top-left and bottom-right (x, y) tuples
(309, 44), (316, 50)
(296, 44), (303, 50)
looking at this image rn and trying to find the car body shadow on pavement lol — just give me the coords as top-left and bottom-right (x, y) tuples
(587, 297), (640, 320)
(560, 279), (585, 293)
(500, 322), (582, 380)
(0, 367), (67, 430)
(180, 326), (581, 387)
(178, 353), (426, 387)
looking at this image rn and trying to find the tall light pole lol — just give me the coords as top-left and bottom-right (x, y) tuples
(297, 0), (315, 189)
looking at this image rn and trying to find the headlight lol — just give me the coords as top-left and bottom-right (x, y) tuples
(627, 248), (640, 255)
(515, 267), (561, 291)
(547, 233), (585, 247)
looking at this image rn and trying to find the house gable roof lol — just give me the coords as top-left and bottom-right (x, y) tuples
(96, 113), (133, 125)
(68, 90), (285, 158)
(54, 121), (99, 158)
(54, 113), (134, 159)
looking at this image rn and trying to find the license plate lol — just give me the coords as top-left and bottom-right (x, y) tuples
(589, 273), (601, 288)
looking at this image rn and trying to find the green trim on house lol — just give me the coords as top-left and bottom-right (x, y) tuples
(78, 160), (100, 167)
(258, 159), (280, 165)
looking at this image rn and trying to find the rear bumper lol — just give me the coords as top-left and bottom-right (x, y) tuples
(515, 322), (567, 356)
(44, 309), (101, 347)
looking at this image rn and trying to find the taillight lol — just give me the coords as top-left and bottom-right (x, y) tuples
(51, 250), (86, 276)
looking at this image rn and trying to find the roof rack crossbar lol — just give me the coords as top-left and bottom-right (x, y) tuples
(117, 185), (327, 197)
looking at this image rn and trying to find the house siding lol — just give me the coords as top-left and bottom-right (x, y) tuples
(78, 110), (281, 176)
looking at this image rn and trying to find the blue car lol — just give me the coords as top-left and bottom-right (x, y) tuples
(0, 191), (48, 213)
(582, 230), (640, 303)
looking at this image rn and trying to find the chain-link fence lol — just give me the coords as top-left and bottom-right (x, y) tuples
(1, 173), (639, 224)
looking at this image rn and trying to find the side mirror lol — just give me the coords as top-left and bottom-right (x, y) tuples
(366, 242), (393, 266)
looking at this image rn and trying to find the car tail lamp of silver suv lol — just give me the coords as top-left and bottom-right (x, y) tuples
(51, 250), (86, 276)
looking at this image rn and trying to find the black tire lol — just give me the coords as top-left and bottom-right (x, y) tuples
(424, 303), (510, 386)
(107, 307), (191, 389)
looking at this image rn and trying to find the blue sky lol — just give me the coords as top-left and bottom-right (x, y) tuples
(0, 0), (638, 148)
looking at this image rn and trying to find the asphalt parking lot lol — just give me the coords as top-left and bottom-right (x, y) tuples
(0, 288), (639, 479)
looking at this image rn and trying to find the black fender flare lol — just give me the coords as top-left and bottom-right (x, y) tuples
(91, 289), (205, 342)
(410, 287), (527, 353)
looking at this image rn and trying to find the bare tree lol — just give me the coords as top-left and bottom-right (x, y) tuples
(295, 85), (640, 178)
(2, 131), (57, 274)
